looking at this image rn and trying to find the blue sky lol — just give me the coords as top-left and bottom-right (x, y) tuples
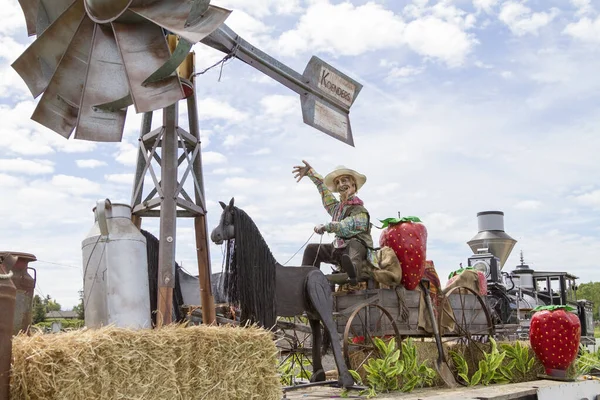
(1, 0), (600, 309)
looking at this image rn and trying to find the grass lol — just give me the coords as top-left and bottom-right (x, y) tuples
(595, 326), (600, 339)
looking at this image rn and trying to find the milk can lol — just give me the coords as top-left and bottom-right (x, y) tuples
(0, 263), (16, 400)
(82, 199), (151, 329)
(0, 252), (36, 335)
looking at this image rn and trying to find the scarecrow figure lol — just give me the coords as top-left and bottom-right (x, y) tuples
(293, 160), (373, 284)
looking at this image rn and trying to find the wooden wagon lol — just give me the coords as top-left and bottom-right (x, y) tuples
(275, 278), (495, 386)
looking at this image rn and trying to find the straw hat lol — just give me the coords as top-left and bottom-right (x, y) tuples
(323, 166), (367, 192)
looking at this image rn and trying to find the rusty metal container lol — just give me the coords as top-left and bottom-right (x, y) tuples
(0, 252), (36, 335)
(0, 262), (16, 400)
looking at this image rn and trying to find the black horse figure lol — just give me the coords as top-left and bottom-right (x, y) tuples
(210, 198), (354, 388)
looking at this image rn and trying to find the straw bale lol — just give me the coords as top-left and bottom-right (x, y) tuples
(11, 324), (281, 400)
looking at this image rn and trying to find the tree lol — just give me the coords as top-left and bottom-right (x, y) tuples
(576, 282), (600, 316)
(32, 295), (46, 324)
(72, 289), (84, 320)
(43, 295), (61, 312)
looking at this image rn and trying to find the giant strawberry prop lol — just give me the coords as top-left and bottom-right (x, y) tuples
(529, 305), (581, 376)
(379, 216), (427, 290)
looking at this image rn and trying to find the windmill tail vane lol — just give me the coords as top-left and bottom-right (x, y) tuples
(12, 0), (231, 143)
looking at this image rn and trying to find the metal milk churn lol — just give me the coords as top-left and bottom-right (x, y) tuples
(82, 199), (151, 329)
(0, 262), (16, 400)
(0, 252), (37, 335)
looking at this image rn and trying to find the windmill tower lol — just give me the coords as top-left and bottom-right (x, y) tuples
(12, 0), (363, 327)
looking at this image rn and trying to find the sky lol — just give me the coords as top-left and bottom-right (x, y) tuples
(1, 0), (600, 310)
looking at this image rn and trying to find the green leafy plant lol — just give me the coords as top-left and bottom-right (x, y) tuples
(362, 337), (403, 395)
(278, 354), (312, 386)
(450, 338), (512, 386)
(501, 341), (535, 381)
(479, 338), (512, 385)
(399, 338), (436, 392)
(576, 345), (600, 376)
(449, 350), (481, 386)
(352, 337), (435, 398)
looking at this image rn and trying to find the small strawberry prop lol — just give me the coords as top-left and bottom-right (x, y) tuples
(379, 216), (427, 290)
(529, 305), (581, 377)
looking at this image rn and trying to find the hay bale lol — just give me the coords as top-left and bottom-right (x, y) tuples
(11, 325), (281, 400)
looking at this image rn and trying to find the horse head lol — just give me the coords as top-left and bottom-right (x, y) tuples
(211, 197), (235, 245)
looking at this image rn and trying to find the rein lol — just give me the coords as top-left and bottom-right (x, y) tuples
(282, 231), (323, 267)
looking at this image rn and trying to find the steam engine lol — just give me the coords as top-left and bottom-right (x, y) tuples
(465, 211), (595, 345)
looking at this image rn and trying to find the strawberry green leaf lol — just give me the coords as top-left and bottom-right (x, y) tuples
(532, 305), (576, 312)
(379, 216), (422, 228)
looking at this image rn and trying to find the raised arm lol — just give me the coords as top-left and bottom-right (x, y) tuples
(292, 160), (338, 216)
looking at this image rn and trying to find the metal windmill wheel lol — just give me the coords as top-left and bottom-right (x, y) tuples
(12, 0), (231, 142)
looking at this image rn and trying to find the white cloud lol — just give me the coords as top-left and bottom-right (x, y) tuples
(217, 0), (302, 18)
(0, 35), (26, 61)
(571, 0), (594, 16)
(388, 65), (425, 78)
(223, 134), (249, 147)
(564, 16), (600, 44)
(473, 0), (499, 14)
(499, 2), (559, 36)
(573, 190), (600, 207)
(251, 147), (271, 155)
(212, 167), (245, 175)
(223, 177), (260, 188)
(50, 175), (102, 196)
(76, 159), (107, 169)
(404, 16), (476, 67)
(197, 98), (249, 121)
(0, 173), (21, 186)
(104, 174), (134, 186)
(0, 1), (27, 35)
(514, 200), (542, 210)
(260, 95), (297, 116)
(278, 2), (405, 56)
(202, 151), (227, 165)
(114, 142), (138, 167)
(0, 158), (53, 175)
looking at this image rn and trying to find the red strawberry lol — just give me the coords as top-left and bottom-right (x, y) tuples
(529, 305), (581, 375)
(379, 216), (427, 290)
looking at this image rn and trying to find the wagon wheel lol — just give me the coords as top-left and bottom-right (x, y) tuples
(275, 316), (323, 385)
(438, 286), (494, 385)
(343, 303), (401, 375)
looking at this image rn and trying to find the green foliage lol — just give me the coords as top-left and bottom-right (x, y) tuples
(451, 339), (511, 386)
(44, 295), (61, 312)
(357, 337), (435, 398)
(72, 289), (85, 320)
(278, 354), (312, 386)
(501, 341), (535, 381)
(32, 295), (46, 324)
(34, 319), (84, 330)
(576, 345), (600, 376)
(576, 282), (600, 316)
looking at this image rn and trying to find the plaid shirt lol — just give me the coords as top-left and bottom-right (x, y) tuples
(308, 169), (369, 248)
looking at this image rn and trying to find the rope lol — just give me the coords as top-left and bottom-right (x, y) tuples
(282, 231), (316, 266)
(0, 270), (13, 279)
(191, 39), (240, 81)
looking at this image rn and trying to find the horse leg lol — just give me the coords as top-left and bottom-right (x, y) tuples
(309, 318), (326, 383)
(305, 270), (354, 388)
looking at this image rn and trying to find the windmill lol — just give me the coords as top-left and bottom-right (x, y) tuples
(12, 0), (363, 326)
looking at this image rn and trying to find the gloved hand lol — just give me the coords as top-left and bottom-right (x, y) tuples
(314, 224), (327, 235)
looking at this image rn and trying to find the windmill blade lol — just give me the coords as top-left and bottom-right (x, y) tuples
(12, 0), (85, 97)
(130, 1), (230, 44)
(75, 24), (129, 142)
(17, 0), (40, 36)
(112, 21), (183, 113)
(32, 16), (95, 139)
(36, 0), (77, 35)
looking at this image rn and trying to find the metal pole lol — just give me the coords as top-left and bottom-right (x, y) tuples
(131, 111), (153, 229)
(157, 103), (178, 327)
(187, 79), (216, 324)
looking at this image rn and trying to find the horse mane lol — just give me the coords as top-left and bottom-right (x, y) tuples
(225, 206), (277, 328)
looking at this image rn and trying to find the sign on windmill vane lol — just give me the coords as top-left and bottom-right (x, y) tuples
(301, 56), (362, 147)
